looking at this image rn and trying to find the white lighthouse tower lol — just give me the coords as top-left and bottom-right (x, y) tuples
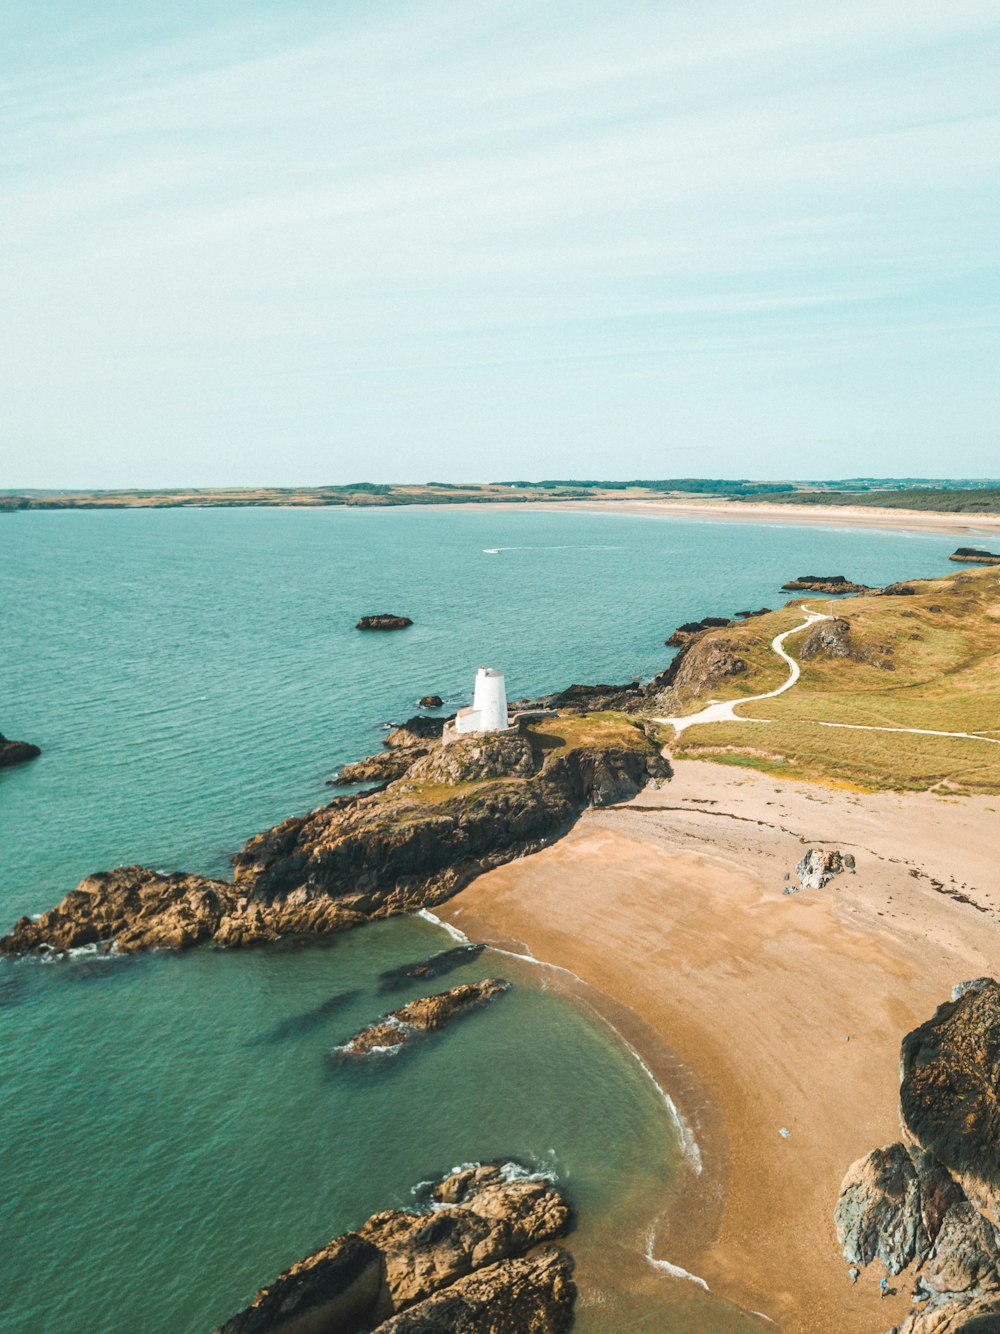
(452, 667), (510, 737)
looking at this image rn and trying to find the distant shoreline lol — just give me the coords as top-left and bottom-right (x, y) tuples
(5, 492), (999, 536)
(455, 496), (1000, 537)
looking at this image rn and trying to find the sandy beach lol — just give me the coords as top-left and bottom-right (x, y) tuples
(440, 761), (1000, 1333)
(455, 496), (1000, 538)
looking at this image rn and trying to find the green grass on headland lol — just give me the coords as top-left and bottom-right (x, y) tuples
(669, 567), (1000, 793)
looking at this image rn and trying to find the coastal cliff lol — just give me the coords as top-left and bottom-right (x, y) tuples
(1, 716), (666, 956)
(215, 1162), (575, 1333)
(835, 978), (1000, 1331)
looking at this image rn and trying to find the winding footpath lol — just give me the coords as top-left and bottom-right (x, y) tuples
(654, 604), (832, 737)
(654, 602), (1000, 748)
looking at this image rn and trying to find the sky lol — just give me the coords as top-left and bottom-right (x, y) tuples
(2, 0), (998, 487)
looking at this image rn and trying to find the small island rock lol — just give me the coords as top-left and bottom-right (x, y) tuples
(418, 695), (443, 708)
(356, 614), (413, 631)
(0, 733), (41, 768)
(333, 978), (510, 1059)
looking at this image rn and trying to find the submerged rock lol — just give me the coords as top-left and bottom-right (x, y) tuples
(356, 614), (413, 630)
(215, 1163), (574, 1333)
(378, 944), (486, 992)
(834, 979), (1000, 1334)
(0, 733), (41, 768)
(333, 979), (510, 1059)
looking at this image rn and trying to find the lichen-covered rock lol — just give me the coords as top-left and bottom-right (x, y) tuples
(835, 1142), (924, 1274)
(800, 618), (853, 659)
(835, 981), (1000, 1334)
(215, 1163), (574, 1334)
(333, 979), (510, 1059)
(900, 981), (1000, 1220)
(375, 1248), (575, 1334)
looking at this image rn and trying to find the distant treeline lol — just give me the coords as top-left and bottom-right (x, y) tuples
(732, 488), (1000, 513)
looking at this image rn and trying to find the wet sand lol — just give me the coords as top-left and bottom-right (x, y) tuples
(440, 761), (1000, 1333)
(454, 496), (1000, 538)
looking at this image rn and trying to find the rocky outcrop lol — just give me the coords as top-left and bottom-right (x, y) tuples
(333, 979), (510, 1058)
(419, 695), (444, 708)
(834, 980), (1000, 1333)
(800, 618), (896, 670)
(378, 944), (485, 992)
(781, 574), (871, 594)
(0, 733), (41, 768)
(880, 582), (917, 597)
(950, 548), (1000, 564)
(385, 716), (447, 746)
(329, 751), (418, 785)
(215, 1163), (574, 1333)
(665, 616), (733, 647)
(656, 635), (748, 699)
(0, 866), (240, 955)
(356, 615), (413, 630)
(795, 848), (854, 889)
(2, 717), (665, 956)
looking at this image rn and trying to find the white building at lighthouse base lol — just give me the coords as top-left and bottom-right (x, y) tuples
(451, 667), (511, 737)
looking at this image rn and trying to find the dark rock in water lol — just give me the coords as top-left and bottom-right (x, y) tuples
(216, 1162), (574, 1334)
(734, 607), (772, 619)
(950, 548), (1000, 565)
(665, 616), (733, 647)
(418, 695), (444, 708)
(246, 990), (362, 1046)
(835, 979), (1000, 1334)
(796, 849), (852, 890)
(333, 979), (510, 1059)
(379, 944), (486, 992)
(216, 1231), (383, 1333)
(0, 733), (41, 768)
(356, 614), (413, 630)
(782, 574), (871, 594)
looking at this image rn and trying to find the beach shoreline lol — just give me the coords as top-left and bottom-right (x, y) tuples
(447, 496), (1000, 538)
(439, 761), (1000, 1333)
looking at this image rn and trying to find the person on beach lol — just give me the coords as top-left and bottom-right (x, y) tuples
(880, 1277), (890, 1299)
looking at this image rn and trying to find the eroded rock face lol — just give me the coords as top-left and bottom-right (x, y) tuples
(0, 733), (41, 768)
(900, 981), (1000, 1219)
(659, 637), (748, 698)
(215, 1163), (574, 1334)
(835, 980), (1000, 1334)
(332, 979), (510, 1059)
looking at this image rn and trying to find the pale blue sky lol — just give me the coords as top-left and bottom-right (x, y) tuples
(2, 0), (998, 486)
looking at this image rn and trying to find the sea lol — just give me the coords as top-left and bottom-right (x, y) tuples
(0, 504), (962, 1332)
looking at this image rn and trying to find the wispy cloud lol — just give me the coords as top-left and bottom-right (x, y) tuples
(1, 0), (998, 483)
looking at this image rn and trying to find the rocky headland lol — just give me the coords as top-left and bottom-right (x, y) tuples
(0, 716), (667, 956)
(835, 978), (1000, 1332)
(332, 978), (510, 1059)
(216, 1162), (575, 1333)
(0, 732), (41, 768)
(782, 573), (872, 594)
(356, 614), (413, 631)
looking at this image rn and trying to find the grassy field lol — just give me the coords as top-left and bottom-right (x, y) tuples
(668, 568), (1000, 793)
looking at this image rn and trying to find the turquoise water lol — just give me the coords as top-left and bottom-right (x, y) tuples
(0, 507), (959, 1331)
